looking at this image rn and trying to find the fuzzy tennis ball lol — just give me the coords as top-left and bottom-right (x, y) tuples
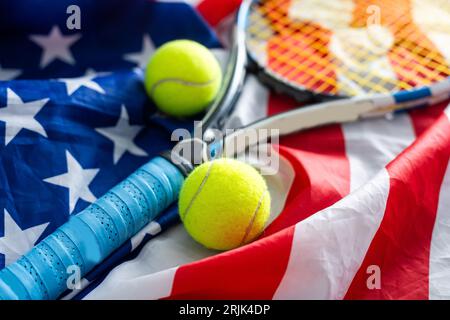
(178, 158), (271, 251)
(144, 39), (222, 117)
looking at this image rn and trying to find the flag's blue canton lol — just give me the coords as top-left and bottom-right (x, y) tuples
(0, 0), (220, 79)
(0, 70), (174, 267)
(0, 0), (220, 297)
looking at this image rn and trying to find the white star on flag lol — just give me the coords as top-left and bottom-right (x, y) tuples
(44, 151), (99, 214)
(0, 64), (21, 80)
(0, 209), (49, 267)
(59, 70), (106, 96)
(30, 25), (81, 68)
(96, 105), (148, 164)
(123, 35), (155, 68)
(0, 88), (49, 146)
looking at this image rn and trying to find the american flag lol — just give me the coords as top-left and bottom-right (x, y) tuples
(1, 0), (450, 300)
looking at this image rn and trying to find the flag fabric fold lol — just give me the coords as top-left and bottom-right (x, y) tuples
(1, 0), (450, 300)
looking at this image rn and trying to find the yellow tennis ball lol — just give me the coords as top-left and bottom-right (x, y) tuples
(144, 39), (222, 117)
(178, 158), (271, 251)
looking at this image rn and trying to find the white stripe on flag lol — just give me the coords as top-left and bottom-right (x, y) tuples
(84, 224), (214, 299)
(85, 266), (179, 300)
(343, 114), (415, 192)
(273, 169), (390, 300)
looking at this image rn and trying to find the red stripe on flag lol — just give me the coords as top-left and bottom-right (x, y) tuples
(344, 113), (450, 299)
(197, 0), (242, 27)
(264, 93), (350, 235)
(409, 101), (449, 137)
(169, 225), (294, 299)
(266, 92), (304, 116)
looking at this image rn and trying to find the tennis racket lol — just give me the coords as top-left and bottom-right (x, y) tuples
(208, 0), (450, 158)
(1, 0), (450, 300)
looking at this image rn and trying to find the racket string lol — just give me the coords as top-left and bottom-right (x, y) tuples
(246, 0), (450, 98)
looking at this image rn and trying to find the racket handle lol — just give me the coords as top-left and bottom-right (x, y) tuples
(0, 156), (185, 300)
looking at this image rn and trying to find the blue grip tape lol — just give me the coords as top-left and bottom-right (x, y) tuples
(0, 156), (184, 300)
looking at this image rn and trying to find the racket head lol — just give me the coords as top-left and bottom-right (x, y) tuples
(243, 0), (450, 101)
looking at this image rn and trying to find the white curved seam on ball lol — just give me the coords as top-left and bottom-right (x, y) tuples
(149, 77), (218, 97)
(180, 161), (214, 221)
(239, 189), (268, 246)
